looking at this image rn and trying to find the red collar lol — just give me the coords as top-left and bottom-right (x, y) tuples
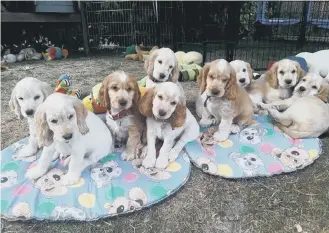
(108, 109), (130, 121)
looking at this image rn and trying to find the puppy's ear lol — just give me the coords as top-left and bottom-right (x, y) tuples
(171, 56), (180, 83)
(245, 62), (254, 81)
(35, 104), (53, 147)
(170, 103), (186, 128)
(197, 63), (210, 93)
(73, 99), (89, 135)
(99, 75), (111, 110)
(9, 86), (23, 120)
(146, 49), (159, 77)
(317, 81), (329, 103)
(139, 88), (154, 117)
(40, 81), (52, 100)
(224, 65), (238, 100)
(130, 75), (141, 115)
(266, 61), (279, 89)
(293, 61), (305, 82)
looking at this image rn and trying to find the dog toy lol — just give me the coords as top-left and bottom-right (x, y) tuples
(3, 54), (16, 63)
(43, 47), (69, 61)
(175, 51), (203, 66)
(178, 63), (202, 82)
(55, 74), (81, 99)
(124, 45), (158, 62)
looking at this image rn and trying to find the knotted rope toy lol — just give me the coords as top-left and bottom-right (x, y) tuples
(55, 74), (81, 99)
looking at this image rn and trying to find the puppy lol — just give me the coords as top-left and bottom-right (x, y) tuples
(144, 48), (179, 88)
(197, 59), (253, 142)
(229, 60), (254, 88)
(25, 93), (113, 186)
(248, 59), (304, 112)
(99, 71), (146, 161)
(258, 73), (329, 111)
(9, 77), (52, 160)
(139, 82), (199, 169)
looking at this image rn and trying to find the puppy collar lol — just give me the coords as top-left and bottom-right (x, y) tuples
(108, 109), (130, 121)
(150, 76), (163, 83)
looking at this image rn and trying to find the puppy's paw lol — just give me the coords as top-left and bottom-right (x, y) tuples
(26, 167), (47, 180)
(62, 172), (80, 186)
(199, 118), (213, 128)
(258, 109), (269, 116)
(257, 102), (269, 110)
(155, 156), (169, 169)
(121, 151), (135, 161)
(14, 145), (37, 160)
(142, 155), (156, 169)
(230, 124), (241, 134)
(61, 156), (71, 167)
(168, 149), (180, 163)
(213, 132), (229, 142)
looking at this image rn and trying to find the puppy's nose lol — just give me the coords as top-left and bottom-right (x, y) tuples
(119, 99), (127, 107)
(239, 78), (246, 83)
(285, 79), (292, 84)
(62, 133), (73, 140)
(159, 73), (166, 79)
(158, 109), (166, 117)
(211, 89), (220, 96)
(299, 86), (306, 92)
(25, 109), (34, 116)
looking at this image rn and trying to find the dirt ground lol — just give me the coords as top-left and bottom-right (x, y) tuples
(1, 56), (329, 233)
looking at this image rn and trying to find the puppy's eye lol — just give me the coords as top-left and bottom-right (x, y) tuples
(158, 95), (163, 100)
(51, 119), (58, 124)
(302, 79), (306, 82)
(34, 95), (40, 100)
(169, 65), (173, 69)
(112, 86), (118, 91)
(68, 114), (73, 120)
(127, 87), (132, 92)
(242, 68), (246, 72)
(209, 75), (214, 80)
(158, 60), (162, 64)
(171, 101), (177, 105)
(291, 70), (296, 74)
(312, 85), (317, 89)
(18, 97), (23, 100)
(279, 71), (284, 75)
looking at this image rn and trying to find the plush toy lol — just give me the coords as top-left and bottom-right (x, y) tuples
(296, 50), (329, 78)
(125, 45), (158, 61)
(178, 63), (202, 82)
(43, 47), (69, 61)
(3, 54), (16, 63)
(55, 74), (81, 99)
(83, 83), (148, 113)
(19, 48), (42, 61)
(175, 51), (203, 66)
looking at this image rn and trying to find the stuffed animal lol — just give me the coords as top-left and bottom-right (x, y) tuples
(19, 48), (42, 61)
(3, 54), (16, 63)
(43, 47), (69, 61)
(296, 50), (329, 79)
(175, 51), (203, 66)
(125, 45), (158, 61)
(55, 74), (81, 99)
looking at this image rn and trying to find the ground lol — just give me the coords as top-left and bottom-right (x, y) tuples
(1, 56), (329, 233)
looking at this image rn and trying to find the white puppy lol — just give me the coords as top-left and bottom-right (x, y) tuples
(296, 50), (329, 79)
(144, 48), (179, 88)
(9, 77), (52, 160)
(139, 82), (199, 169)
(26, 93), (113, 185)
(229, 60), (254, 88)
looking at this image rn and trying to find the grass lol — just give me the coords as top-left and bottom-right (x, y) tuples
(1, 56), (329, 233)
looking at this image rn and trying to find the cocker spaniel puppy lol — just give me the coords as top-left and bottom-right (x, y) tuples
(258, 73), (329, 138)
(229, 60), (254, 88)
(197, 59), (254, 142)
(144, 48), (179, 88)
(258, 73), (329, 111)
(139, 82), (199, 169)
(25, 93), (113, 185)
(99, 71), (146, 161)
(248, 59), (304, 113)
(9, 77), (52, 160)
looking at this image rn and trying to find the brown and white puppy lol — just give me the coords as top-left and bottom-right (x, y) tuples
(248, 59), (304, 113)
(139, 82), (199, 169)
(144, 48), (180, 88)
(197, 59), (253, 142)
(229, 60), (254, 88)
(99, 71), (146, 161)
